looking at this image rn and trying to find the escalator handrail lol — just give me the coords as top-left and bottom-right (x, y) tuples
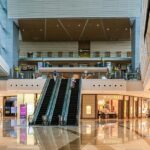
(76, 79), (82, 125)
(47, 78), (62, 124)
(32, 78), (50, 124)
(46, 78), (60, 117)
(61, 78), (72, 124)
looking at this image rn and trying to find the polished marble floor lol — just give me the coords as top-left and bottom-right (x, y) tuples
(0, 118), (150, 150)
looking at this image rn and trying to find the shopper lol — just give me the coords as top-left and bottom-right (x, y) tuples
(71, 78), (76, 88)
(53, 70), (57, 81)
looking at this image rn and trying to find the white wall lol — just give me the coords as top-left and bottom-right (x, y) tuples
(0, 79), (149, 97)
(91, 41), (131, 57)
(19, 41), (78, 56)
(20, 41), (131, 57)
(91, 41), (131, 52)
(8, 0), (141, 18)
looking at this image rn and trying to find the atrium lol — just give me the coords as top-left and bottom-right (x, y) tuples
(0, 0), (150, 149)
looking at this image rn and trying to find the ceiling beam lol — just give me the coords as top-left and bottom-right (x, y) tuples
(44, 19), (47, 41)
(100, 20), (107, 40)
(79, 19), (88, 40)
(58, 19), (73, 40)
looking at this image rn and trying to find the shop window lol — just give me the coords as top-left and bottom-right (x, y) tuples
(116, 51), (121, 57)
(37, 52), (42, 58)
(105, 52), (110, 57)
(79, 50), (90, 58)
(27, 52), (33, 58)
(86, 106), (92, 114)
(69, 52), (73, 57)
(4, 97), (17, 117)
(69, 64), (74, 67)
(58, 52), (63, 57)
(58, 64), (63, 67)
(47, 52), (52, 57)
(94, 52), (100, 57)
(127, 51), (132, 57)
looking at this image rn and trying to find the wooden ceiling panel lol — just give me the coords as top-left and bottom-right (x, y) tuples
(19, 18), (131, 41)
(102, 19), (130, 41)
(80, 19), (105, 41)
(60, 19), (86, 40)
(19, 19), (45, 41)
(46, 19), (70, 41)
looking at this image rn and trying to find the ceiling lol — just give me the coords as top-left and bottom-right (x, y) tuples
(19, 18), (131, 41)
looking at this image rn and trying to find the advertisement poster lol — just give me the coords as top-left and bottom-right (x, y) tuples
(20, 104), (27, 118)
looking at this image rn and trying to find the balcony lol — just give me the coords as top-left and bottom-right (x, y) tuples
(19, 51), (132, 62)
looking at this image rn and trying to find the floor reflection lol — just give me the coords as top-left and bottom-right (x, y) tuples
(0, 118), (150, 149)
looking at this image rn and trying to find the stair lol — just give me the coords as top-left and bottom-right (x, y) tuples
(67, 79), (80, 125)
(51, 79), (68, 125)
(35, 79), (55, 125)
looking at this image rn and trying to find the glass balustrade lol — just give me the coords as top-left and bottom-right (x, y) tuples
(19, 51), (132, 59)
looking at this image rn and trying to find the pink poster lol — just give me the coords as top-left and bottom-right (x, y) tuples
(20, 104), (27, 118)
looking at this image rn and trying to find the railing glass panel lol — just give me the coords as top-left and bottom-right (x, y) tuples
(19, 51), (132, 59)
(47, 78), (61, 123)
(61, 78), (72, 124)
(32, 78), (50, 124)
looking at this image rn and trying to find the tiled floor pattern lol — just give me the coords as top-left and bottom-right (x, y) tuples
(0, 118), (150, 150)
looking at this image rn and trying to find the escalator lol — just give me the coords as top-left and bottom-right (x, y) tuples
(51, 79), (68, 125)
(35, 79), (55, 125)
(67, 79), (80, 125)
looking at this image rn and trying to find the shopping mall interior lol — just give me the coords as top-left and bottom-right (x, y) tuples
(0, 0), (150, 149)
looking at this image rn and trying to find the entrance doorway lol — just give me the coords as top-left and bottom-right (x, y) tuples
(4, 96), (17, 117)
(97, 95), (120, 119)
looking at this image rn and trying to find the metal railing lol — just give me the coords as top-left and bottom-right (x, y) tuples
(32, 78), (50, 124)
(76, 79), (82, 126)
(107, 72), (141, 80)
(46, 78), (60, 119)
(47, 78), (61, 124)
(61, 78), (72, 124)
(19, 51), (132, 59)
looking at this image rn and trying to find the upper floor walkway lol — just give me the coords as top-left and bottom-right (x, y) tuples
(0, 78), (149, 98)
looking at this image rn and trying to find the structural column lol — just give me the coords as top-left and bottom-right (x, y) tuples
(131, 18), (141, 71)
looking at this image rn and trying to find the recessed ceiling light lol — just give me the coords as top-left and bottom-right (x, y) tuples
(125, 28), (128, 31)
(78, 24), (81, 27)
(96, 24), (100, 27)
(40, 29), (43, 32)
(106, 28), (110, 31)
(56, 24), (59, 27)
(22, 29), (24, 32)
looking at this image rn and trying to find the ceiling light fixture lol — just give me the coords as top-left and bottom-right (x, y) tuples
(56, 24), (59, 27)
(78, 24), (81, 27)
(40, 29), (43, 32)
(106, 28), (110, 31)
(22, 29), (24, 32)
(125, 28), (128, 31)
(96, 24), (100, 27)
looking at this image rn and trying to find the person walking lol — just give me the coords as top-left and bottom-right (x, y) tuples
(53, 70), (57, 81)
(71, 78), (76, 88)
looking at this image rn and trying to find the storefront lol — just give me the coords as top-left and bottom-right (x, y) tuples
(17, 94), (40, 123)
(3, 96), (17, 117)
(81, 94), (150, 119)
(97, 95), (122, 119)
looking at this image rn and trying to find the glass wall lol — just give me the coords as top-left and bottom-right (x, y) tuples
(17, 94), (40, 125)
(82, 94), (150, 119)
